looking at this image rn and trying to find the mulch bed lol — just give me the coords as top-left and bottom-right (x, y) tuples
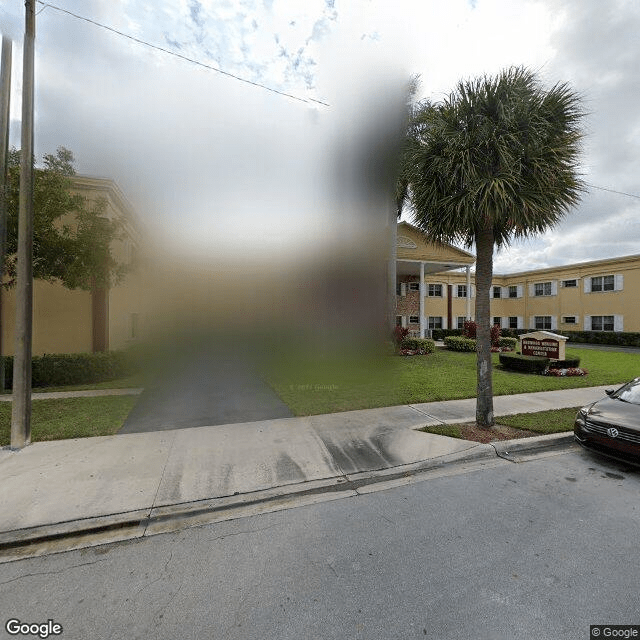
(455, 423), (539, 444)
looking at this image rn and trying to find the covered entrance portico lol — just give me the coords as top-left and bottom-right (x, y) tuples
(395, 222), (475, 338)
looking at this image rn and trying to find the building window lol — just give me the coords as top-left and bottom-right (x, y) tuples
(563, 316), (577, 325)
(409, 315), (419, 324)
(428, 284), (443, 297)
(534, 316), (552, 330)
(534, 282), (552, 296)
(396, 283), (402, 296)
(457, 317), (466, 329)
(591, 315), (614, 331)
(509, 316), (518, 329)
(493, 317), (501, 327)
(409, 282), (420, 292)
(395, 316), (403, 327)
(562, 279), (577, 288)
(591, 275), (614, 292)
(457, 284), (467, 298)
(508, 285), (518, 298)
(493, 286), (502, 299)
(428, 316), (442, 329)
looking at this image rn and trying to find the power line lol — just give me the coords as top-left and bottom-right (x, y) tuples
(35, 1), (330, 108)
(587, 182), (640, 200)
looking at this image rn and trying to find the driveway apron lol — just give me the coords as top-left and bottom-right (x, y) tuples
(119, 352), (292, 433)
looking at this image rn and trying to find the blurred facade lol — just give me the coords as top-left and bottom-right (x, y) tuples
(2, 190), (639, 357)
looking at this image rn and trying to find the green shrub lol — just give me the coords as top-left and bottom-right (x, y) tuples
(431, 329), (463, 340)
(498, 337), (518, 349)
(563, 331), (640, 347)
(502, 328), (536, 338)
(444, 336), (477, 352)
(2, 351), (137, 390)
(401, 338), (435, 354)
(499, 352), (549, 373)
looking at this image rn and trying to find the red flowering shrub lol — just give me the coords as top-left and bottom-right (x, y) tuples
(393, 325), (409, 348)
(462, 321), (477, 338)
(463, 321), (500, 346)
(545, 367), (588, 377)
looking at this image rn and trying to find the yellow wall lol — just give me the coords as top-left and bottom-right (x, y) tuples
(1, 280), (92, 355)
(400, 254), (640, 332)
(0, 176), (142, 356)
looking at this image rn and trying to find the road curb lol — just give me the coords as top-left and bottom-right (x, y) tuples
(491, 432), (576, 461)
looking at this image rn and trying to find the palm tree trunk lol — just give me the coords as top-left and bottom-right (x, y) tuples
(475, 224), (494, 427)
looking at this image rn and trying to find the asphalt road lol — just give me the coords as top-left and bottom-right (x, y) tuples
(119, 351), (292, 433)
(1, 447), (638, 640)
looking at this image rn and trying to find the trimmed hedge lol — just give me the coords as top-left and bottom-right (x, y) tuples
(431, 329), (463, 340)
(443, 336), (518, 352)
(2, 351), (137, 390)
(444, 336), (477, 352)
(502, 329), (640, 346)
(562, 331), (640, 347)
(400, 338), (435, 354)
(499, 352), (550, 374)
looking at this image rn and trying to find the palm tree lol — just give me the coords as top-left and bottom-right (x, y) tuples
(399, 66), (585, 427)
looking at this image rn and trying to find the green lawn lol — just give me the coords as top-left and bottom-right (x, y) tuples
(421, 407), (581, 440)
(265, 346), (637, 416)
(498, 407), (580, 434)
(0, 396), (137, 446)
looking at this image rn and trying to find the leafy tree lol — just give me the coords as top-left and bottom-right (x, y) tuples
(4, 146), (129, 290)
(398, 67), (585, 427)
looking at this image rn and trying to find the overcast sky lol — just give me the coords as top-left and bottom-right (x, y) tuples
(1, 0), (639, 273)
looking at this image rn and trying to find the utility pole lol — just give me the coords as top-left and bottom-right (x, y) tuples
(11, 1), (35, 449)
(0, 37), (12, 396)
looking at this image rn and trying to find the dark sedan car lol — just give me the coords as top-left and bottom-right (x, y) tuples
(574, 377), (640, 464)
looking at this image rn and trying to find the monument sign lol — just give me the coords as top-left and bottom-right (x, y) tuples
(519, 331), (568, 360)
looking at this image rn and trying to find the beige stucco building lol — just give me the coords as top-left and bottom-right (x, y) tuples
(0, 176), (142, 356)
(396, 222), (640, 336)
(1, 199), (638, 356)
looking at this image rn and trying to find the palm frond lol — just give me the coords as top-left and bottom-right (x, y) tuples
(402, 66), (585, 248)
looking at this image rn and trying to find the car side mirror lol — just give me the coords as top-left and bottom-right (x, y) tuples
(605, 389), (614, 396)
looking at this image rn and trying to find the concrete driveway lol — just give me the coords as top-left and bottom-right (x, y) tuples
(119, 351), (292, 433)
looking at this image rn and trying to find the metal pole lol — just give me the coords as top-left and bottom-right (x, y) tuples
(11, 1), (35, 449)
(0, 37), (12, 395)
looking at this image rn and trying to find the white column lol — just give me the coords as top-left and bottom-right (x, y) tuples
(466, 266), (471, 320)
(419, 261), (425, 339)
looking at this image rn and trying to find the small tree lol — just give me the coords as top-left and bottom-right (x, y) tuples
(4, 146), (129, 290)
(399, 67), (585, 427)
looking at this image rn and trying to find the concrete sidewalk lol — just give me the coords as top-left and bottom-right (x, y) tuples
(0, 385), (614, 561)
(0, 388), (144, 401)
